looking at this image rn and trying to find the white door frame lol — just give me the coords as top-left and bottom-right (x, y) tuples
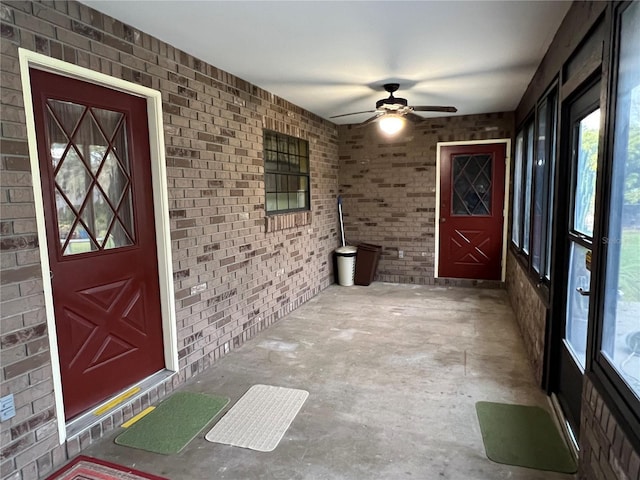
(18, 49), (178, 443)
(435, 139), (511, 281)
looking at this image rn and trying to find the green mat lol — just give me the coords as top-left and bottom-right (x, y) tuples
(475, 401), (577, 474)
(115, 392), (229, 454)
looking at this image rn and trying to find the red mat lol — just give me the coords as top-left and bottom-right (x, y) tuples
(45, 455), (168, 480)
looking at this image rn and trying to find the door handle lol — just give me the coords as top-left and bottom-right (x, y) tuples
(440, 217), (446, 223)
(576, 287), (590, 296)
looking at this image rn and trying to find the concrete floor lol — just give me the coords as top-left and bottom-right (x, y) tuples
(81, 283), (575, 480)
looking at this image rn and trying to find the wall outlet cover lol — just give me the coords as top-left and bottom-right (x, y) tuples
(0, 394), (16, 421)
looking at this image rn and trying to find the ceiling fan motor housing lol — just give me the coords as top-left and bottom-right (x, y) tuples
(376, 96), (408, 110)
(377, 83), (408, 112)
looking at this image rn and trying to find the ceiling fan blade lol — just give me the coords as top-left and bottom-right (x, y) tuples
(356, 114), (383, 128)
(405, 112), (425, 123)
(330, 110), (377, 119)
(412, 106), (458, 113)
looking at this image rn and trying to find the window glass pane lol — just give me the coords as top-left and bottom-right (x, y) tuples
(277, 193), (288, 210)
(97, 152), (127, 209)
(263, 130), (310, 214)
(265, 174), (277, 193)
(265, 151), (277, 172)
(107, 220), (133, 250)
(300, 154), (309, 173)
(523, 123), (535, 254)
(601, 1), (640, 400)
(47, 107), (69, 170)
(289, 154), (300, 172)
(277, 136), (288, 153)
(452, 154), (492, 216)
(56, 146), (90, 212)
(50, 101), (135, 255)
(573, 109), (600, 237)
(266, 193), (277, 212)
(55, 189), (74, 241)
(91, 107), (123, 141)
(288, 175), (299, 193)
(512, 132), (524, 247)
(65, 222), (97, 255)
(48, 99), (84, 137)
(288, 193), (299, 209)
(75, 112), (107, 173)
(532, 101), (548, 273)
(299, 192), (309, 210)
(565, 242), (591, 369)
(87, 186), (114, 245)
(278, 152), (289, 172)
(265, 132), (277, 151)
(295, 176), (308, 209)
(545, 92), (558, 280)
(453, 155), (472, 215)
(277, 175), (288, 193)
(116, 190), (134, 245)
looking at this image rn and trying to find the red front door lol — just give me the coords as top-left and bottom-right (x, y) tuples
(438, 143), (506, 280)
(30, 70), (165, 420)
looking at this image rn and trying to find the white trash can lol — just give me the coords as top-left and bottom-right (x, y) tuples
(335, 246), (357, 286)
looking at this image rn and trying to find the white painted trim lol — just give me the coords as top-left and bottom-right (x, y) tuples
(18, 51), (64, 445)
(435, 150), (442, 278)
(18, 49), (177, 444)
(435, 139), (511, 282)
(143, 83), (179, 374)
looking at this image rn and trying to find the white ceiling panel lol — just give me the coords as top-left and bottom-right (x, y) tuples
(81, 0), (572, 123)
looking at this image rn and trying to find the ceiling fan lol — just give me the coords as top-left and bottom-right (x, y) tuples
(330, 83), (458, 129)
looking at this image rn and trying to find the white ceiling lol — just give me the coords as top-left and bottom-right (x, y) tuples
(81, 1), (572, 124)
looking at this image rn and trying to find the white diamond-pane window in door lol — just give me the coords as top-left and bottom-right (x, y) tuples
(46, 100), (135, 255)
(452, 154), (493, 215)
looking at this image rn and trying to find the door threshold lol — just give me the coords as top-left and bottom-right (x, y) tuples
(549, 393), (579, 459)
(65, 369), (175, 440)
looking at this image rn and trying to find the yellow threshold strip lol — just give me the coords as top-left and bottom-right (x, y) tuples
(93, 386), (141, 416)
(121, 406), (155, 428)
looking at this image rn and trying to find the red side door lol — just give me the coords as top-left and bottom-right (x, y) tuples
(438, 143), (506, 280)
(30, 69), (165, 420)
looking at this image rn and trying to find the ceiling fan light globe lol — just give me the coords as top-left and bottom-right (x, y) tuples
(379, 115), (405, 135)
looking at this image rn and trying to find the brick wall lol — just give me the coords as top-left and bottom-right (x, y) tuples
(505, 251), (546, 384)
(337, 112), (514, 285)
(0, 1), (338, 478)
(579, 377), (640, 480)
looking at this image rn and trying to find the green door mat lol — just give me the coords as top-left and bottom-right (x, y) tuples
(475, 401), (577, 474)
(115, 392), (229, 454)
